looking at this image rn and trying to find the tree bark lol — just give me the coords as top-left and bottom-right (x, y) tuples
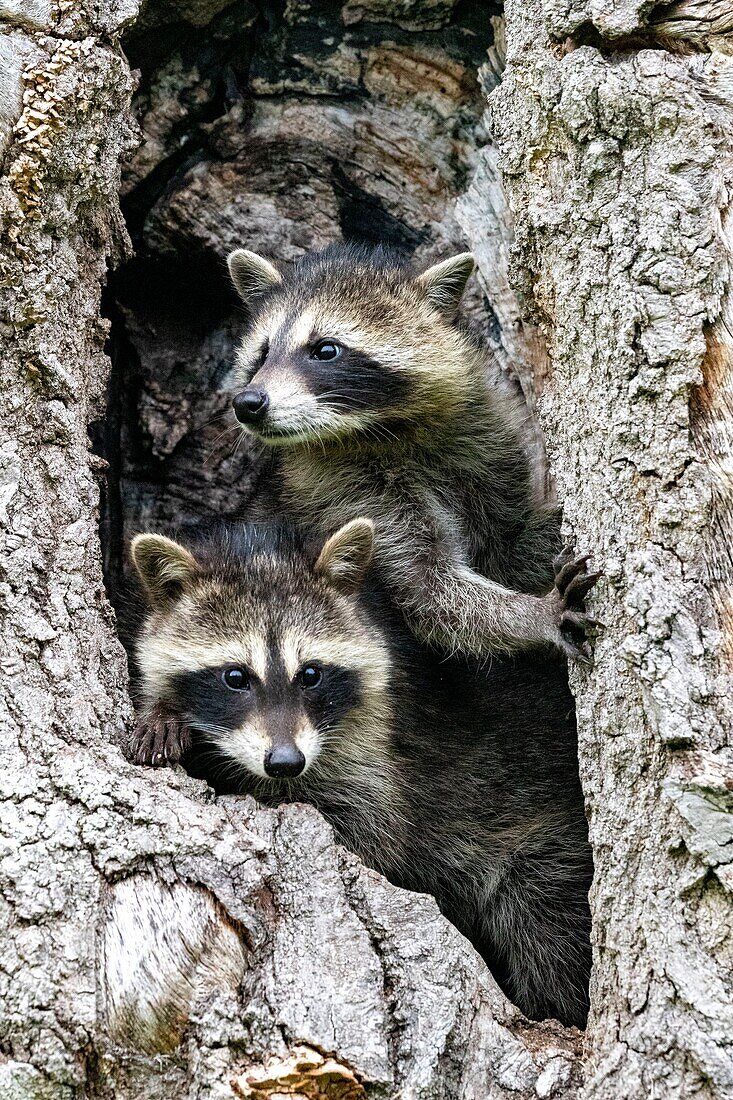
(475, 1), (733, 1095)
(1, 0), (732, 1097)
(0, 4), (581, 1099)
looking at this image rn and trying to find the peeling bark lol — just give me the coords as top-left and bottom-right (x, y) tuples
(2, 0), (732, 1095)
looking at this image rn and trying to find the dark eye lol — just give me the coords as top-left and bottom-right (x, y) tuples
(310, 340), (341, 362)
(299, 665), (322, 689)
(222, 667), (250, 691)
(256, 341), (269, 367)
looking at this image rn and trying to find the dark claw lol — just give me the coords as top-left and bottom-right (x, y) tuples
(554, 554), (592, 594)
(563, 571), (602, 607)
(560, 610), (587, 632)
(129, 704), (190, 769)
(165, 719), (191, 764)
(560, 609), (602, 632)
(559, 633), (593, 666)
(550, 546), (602, 661)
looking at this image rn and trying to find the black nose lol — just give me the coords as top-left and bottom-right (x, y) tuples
(233, 388), (269, 423)
(264, 745), (306, 779)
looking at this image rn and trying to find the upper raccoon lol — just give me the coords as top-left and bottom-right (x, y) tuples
(226, 243), (600, 662)
(129, 519), (592, 1027)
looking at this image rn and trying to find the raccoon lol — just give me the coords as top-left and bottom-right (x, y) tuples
(129, 519), (592, 1027)
(226, 243), (600, 663)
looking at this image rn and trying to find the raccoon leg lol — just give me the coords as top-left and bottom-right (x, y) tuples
(129, 701), (192, 768)
(478, 873), (592, 1028)
(357, 485), (598, 660)
(395, 554), (600, 662)
(499, 515), (602, 660)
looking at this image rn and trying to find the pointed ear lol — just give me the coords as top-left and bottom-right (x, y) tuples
(416, 252), (475, 318)
(131, 534), (200, 610)
(228, 249), (282, 301)
(315, 518), (375, 595)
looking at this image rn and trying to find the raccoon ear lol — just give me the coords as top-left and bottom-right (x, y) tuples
(131, 534), (200, 610)
(228, 249), (282, 301)
(416, 252), (475, 318)
(315, 518), (375, 595)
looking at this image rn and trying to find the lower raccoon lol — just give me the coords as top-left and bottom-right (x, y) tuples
(129, 519), (592, 1027)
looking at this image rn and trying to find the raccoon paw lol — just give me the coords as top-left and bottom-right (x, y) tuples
(130, 703), (192, 768)
(550, 547), (602, 664)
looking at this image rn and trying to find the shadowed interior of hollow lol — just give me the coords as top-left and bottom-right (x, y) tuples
(94, 0), (503, 613)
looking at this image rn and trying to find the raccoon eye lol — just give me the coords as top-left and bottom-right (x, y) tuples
(222, 667), (250, 691)
(310, 340), (341, 362)
(256, 341), (269, 367)
(298, 665), (322, 689)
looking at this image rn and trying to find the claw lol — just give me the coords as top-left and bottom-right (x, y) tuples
(559, 635), (593, 666)
(564, 570), (602, 607)
(560, 609), (603, 630)
(129, 704), (191, 768)
(165, 723), (181, 764)
(555, 554), (592, 593)
(560, 610), (587, 632)
(549, 545), (602, 661)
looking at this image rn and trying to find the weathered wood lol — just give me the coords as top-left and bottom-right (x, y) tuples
(476, 1), (733, 1095)
(0, 3), (583, 1097)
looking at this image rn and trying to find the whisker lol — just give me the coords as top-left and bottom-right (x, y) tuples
(203, 424), (244, 466)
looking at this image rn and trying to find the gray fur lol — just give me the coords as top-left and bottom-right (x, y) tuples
(228, 248), (282, 300)
(129, 521), (592, 1027)
(227, 243), (600, 661)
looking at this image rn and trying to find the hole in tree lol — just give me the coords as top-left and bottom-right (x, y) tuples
(98, 0), (498, 603)
(94, 0), (592, 1030)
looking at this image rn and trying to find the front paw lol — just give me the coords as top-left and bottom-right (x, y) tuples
(548, 547), (602, 663)
(130, 702), (192, 768)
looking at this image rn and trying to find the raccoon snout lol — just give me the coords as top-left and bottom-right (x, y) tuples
(233, 388), (269, 423)
(264, 744), (306, 779)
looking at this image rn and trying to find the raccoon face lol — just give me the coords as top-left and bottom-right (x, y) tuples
(227, 245), (476, 445)
(167, 656), (361, 779)
(131, 519), (390, 783)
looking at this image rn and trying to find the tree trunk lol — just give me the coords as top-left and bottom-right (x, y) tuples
(465, 1), (733, 1095)
(1, 2), (731, 1099)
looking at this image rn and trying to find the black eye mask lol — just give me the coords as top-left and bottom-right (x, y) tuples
(170, 668), (253, 730)
(169, 663), (362, 732)
(304, 347), (412, 411)
(299, 665), (362, 727)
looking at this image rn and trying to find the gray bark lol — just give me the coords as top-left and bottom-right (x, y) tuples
(1, 0), (731, 1097)
(0, 3), (581, 1098)
(468, 0), (733, 1095)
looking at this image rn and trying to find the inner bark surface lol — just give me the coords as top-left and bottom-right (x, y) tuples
(97, 0), (507, 609)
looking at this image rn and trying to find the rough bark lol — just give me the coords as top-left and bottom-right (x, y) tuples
(470, 1), (733, 1095)
(3, 0), (732, 1096)
(0, 3), (582, 1098)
